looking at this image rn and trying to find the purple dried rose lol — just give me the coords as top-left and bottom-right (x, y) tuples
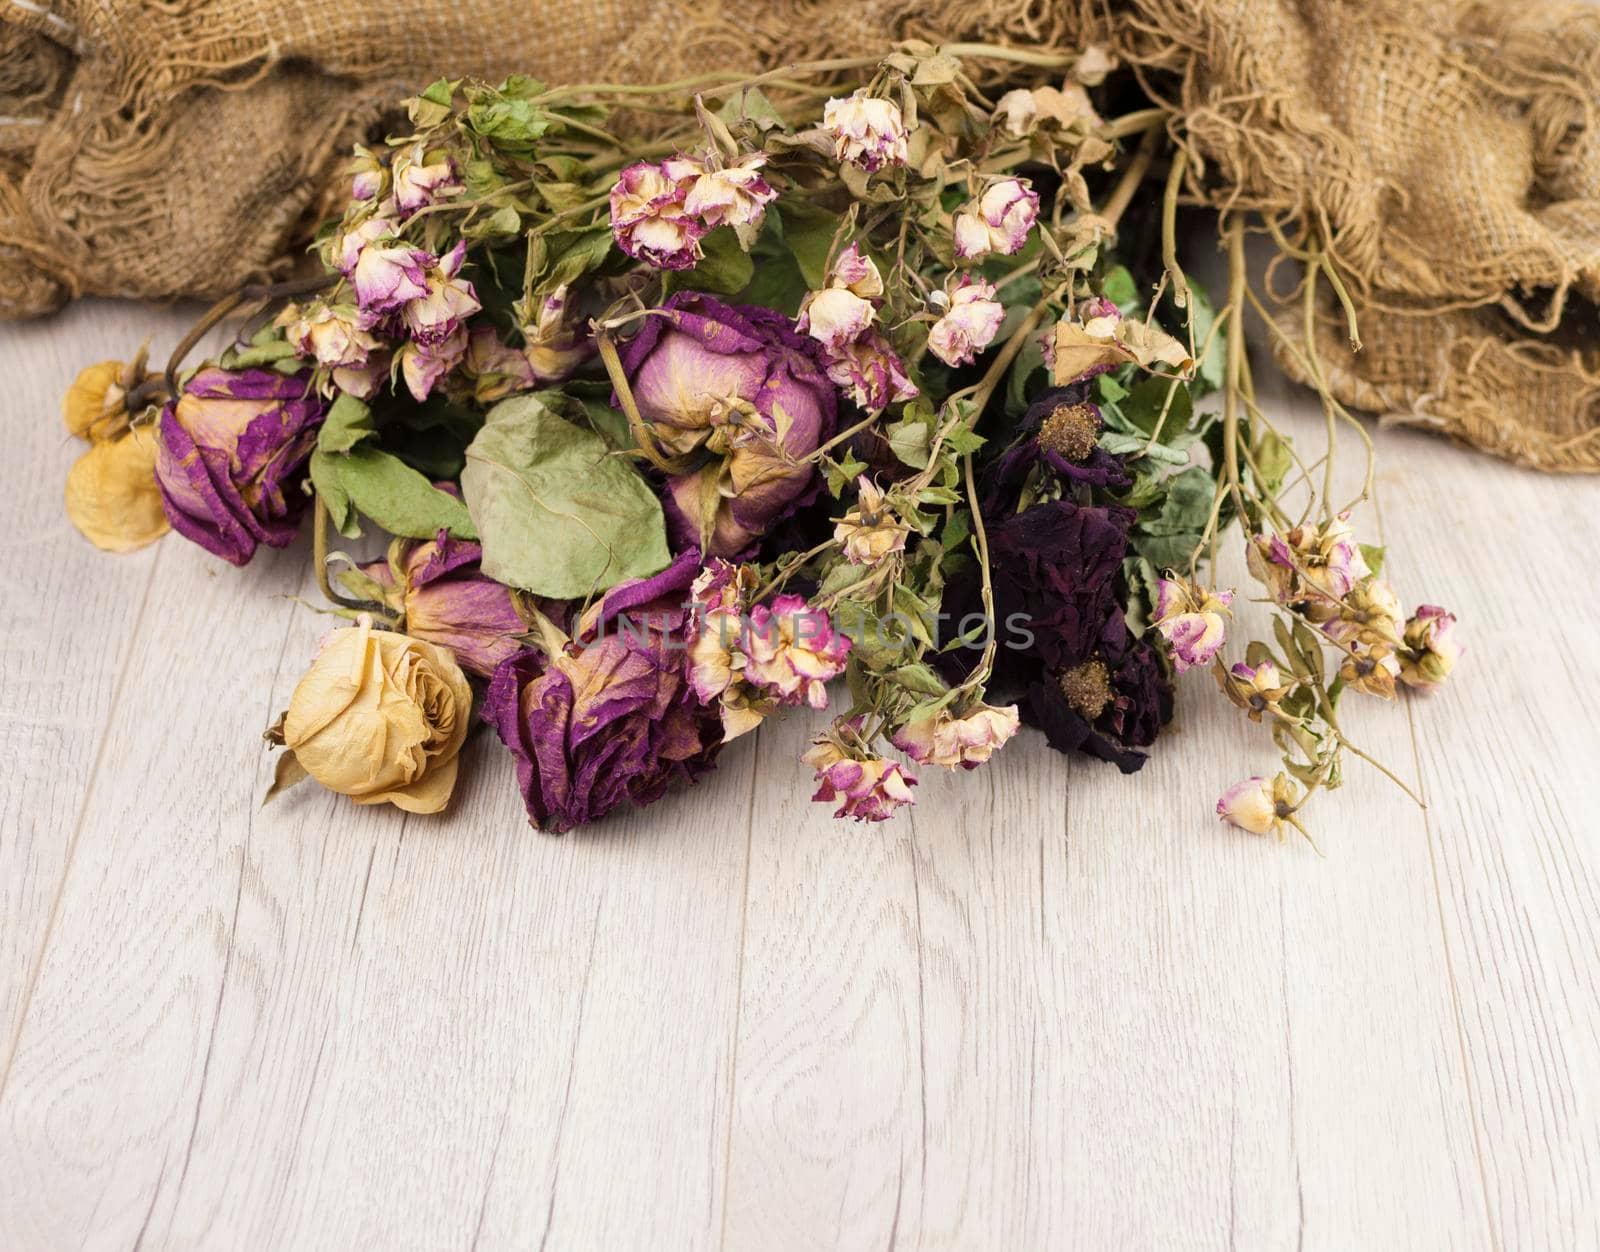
(609, 158), (705, 271)
(621, 292), (836, 556)
(484, 551), (722, 833)
(154, 366), (325, 565)
(1024, 618), (1174, 774)
(360, 531), (530, 678)
(981, 384), (1128, 508)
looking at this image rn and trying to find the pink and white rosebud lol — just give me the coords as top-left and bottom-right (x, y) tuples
(682, 152), (777, 230)
(828, 244), (885, 300)
(337, 217), (433, 314)
(833, 476), (909, 566)
(349, 147), (386, 202)
(953, 178), (1040, 261)
(1152, 575), (1234, 672)
(741, 593), (852, 709)
(609, 159), (705, 271)
(823, 329), (919, 412)
(926, 275), (1005, 367)
(796, 244), (886, 352)
(400, 240), (481, 346)
(1216, 773), (1298, 837)
(399, 325), (468, 401)
(1399, 605), (1462, 690)
(803, 736), (918, 822)
(822, 93), (910, 172)
(280, 301), (384, 371)
(891, 702), (1021, 770)
(392, 142), (463, 217)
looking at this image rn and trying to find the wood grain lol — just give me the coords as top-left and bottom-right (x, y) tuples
(0, 298), (1595, 1251)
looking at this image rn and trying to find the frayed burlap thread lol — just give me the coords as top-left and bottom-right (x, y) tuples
(3, 0), (1598, 469)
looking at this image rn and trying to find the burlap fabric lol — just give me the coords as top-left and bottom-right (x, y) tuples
(4, 0), (1598, 470)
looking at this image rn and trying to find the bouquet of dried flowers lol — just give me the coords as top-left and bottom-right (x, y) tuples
(62, 41), (1461, 842)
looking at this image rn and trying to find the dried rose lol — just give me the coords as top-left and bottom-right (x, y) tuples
(336, 216), (432, 314)
(1249, 514), (1371, 617)
(1025, 625), (1173, 774)
(796, 244), (885, 353)
(822, 94), (909, 172)
(357, 531), (529, 678)
(891, 702), (1020, 770)
(623, 293), (836, 555)
(740, 593), (852, 708)
(609, 159), (705, 271)
(392, 142), (462, 216)
(1399, 605), (1462, 690)
(1338, 642), (1400, 699)
(154, 367), (324, 565)
(682, 152), (777, 230)
(1152, 575), (1234, 672)
(279, 301), (387, 397)
(282, 617), (473, 813)
(1322, 578), (1403, 647)
(822, 329), (918, 412)
(64, 426), (170, 553)
(400, 241), (481, 346)
(981, 384), (1128, 502)
(1217, 772), (1298, 838)
(927, 275), (1004, 367)
(349, 146), (386, 202)
(63, 360), (131, 442)
(1215, 659), (1293, 722)
(803, 733), (917, 822)
(399, 327), (469, 402)
(518, 284), (591, 381)
(833, 476), (909, 566)
(953, 178), (1039, 261)
(686, 560), (771, 740)
(484, 552), (721, 833)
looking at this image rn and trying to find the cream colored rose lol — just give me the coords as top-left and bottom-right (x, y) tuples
(64, 427), (170, 553)
(283, 618), (473, 814)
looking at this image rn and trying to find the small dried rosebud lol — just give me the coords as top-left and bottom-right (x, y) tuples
(399, 326), (469, 401)
(348, 146), (386, 202)
(336, 216), (433, 314)
(833, 476), (910, 566)
(1037, 401), (1102, 462)
(1322, 578), (1403, 647)
(1399, 605), (1462, 690)
(796, 244), (884, 353)
(1215, 659), (1293, 722)
(822, 93), (909, 172)
(1152, 575), (1234, 672)
(890, 702), (1020, 770)
(64, 426), (170, 553)
(742, 594), (852, 708)
(953, 178), (1039, 261)
(392, 142), (462, 216)
(927, 275), (1004, 367)
(687, 560), (771, 741)
(823, 328), (919, 412)
(803, 733), (917, 822)
(519, 284), (592, 381)
(1338, 642), (1400, 699)
(400, 240), (481, 346)
(280, 300), (384, 375)
(682, 152), (777, 230)
(282, 616), (473, 814)
(609, 159), (705, 271)
(1217, 772), (1298, 838)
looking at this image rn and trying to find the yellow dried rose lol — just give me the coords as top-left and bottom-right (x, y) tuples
(63, 360), (130, 442)
(282, 617), (473, 814)
(63, 427), (170, 552)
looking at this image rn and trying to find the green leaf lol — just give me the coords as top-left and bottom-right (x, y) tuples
(466, 97), (551, 147)
(1253, 427), (1293, 494)
(1120, 375), (1193, 439)
(717, 87), (786, 131)
(1360, 543), (1386, 578)
(885, 412), (933, 469)
(669, 227), (754, 296)
(776, 197), (839, 289)
(534, 226), (614, 296)
(1142, 465), (1216, 537)
(891, 663), (949, 696)
(461, 393), (671, 599)
(1100, 264), (1139, 311)
(317, 393), (377, 454)
(311, 447), (477, 541)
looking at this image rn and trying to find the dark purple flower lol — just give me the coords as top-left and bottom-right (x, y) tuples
(360, 531), (530, 678)
(483, 551), (722, 833)
(620, 293), (836, 557)
(154, 366), (325, 565)
(1023, 618), (1173, 774)
(981, 384), (1127, 517)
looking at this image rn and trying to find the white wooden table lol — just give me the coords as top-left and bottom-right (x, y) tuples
(1, 299), (1596, 1251)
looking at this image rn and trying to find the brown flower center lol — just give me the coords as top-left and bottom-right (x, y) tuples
(1058, 657), (1112, 721)
(1038, 403), (1102, 463)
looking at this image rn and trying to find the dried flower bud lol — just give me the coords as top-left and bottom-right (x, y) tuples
(399, 326), (469, 402)
(1216, 772), (1298, 838)
(1400, 605), (1461, 689)
(348, 146), (386, 202)
(823, 328), (919, 412)
(798, 286), (877, 353)
(64, 426), (170, 552)
(282, 617), (473, 814)
(891, 702), (1020, 770)
(682, 152), (777, 230)
(280, 301), (384, 374)
(1338, 642), (1400, 699)
(1215, 660), (1293, 722)
(336, 216), (433, 314)
(953, 178), (1039, 261)
(822, 94), (909, 172)
(63, 360), (131, 442)
(833, 476), (910, 566)
(927, 275), (1004, 367)
(1152, 576), (1234, 672)
(1322, 578), (1403, 647)
(803, 731), (917, 822)
(400, 240), (481, 346)
(741, 593), (852, 708)
(392, 142), (462, 216)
